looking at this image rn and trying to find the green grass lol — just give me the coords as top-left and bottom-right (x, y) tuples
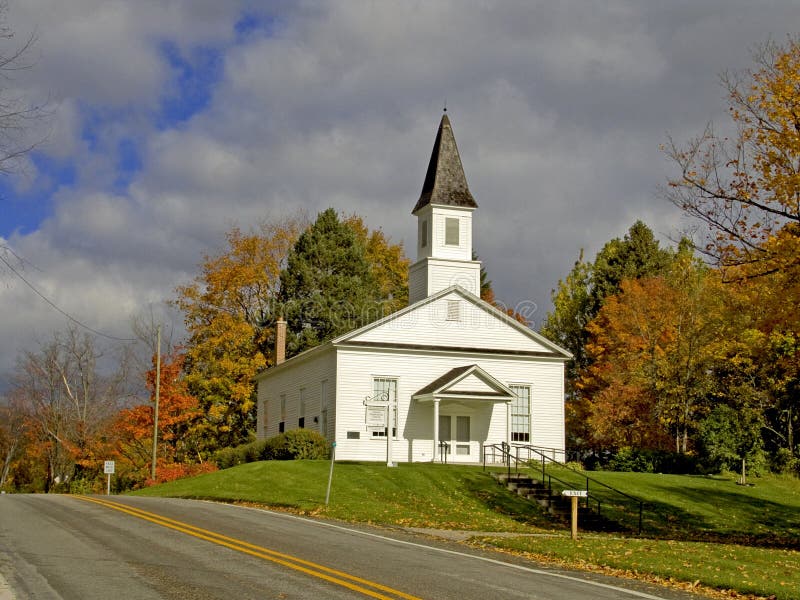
(131, 461), (555, 532)
(478, 535), (800, 600)
(531, 465), (800, 545)
(132, 462), (800, 599)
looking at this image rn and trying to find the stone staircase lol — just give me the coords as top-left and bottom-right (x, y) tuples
(491, 471), (622, 531)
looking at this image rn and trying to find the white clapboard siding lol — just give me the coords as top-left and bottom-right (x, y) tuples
(349, 290), (553, 353)
(333, 347), (564, 463)
(257, 348), (336, 441)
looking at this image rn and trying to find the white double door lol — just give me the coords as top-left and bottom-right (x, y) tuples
(438, 414), (472, 460)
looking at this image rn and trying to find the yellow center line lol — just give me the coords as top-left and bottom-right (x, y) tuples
(75, 495), (423, 600)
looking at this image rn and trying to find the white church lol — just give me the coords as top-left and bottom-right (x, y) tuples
(255, 114), (570, 464)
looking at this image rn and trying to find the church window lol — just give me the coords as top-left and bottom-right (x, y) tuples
(298, 388), (306, 428)
(445, 217), (460, 245)
(320, 380), (329, 438)
(371, 377), (397, 438)
(446, 300), (461, 321)
(420, 219), (428, 248)
(510, 385), (531, 442)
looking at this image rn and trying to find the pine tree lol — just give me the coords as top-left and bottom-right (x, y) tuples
(279, 209), (382, 356)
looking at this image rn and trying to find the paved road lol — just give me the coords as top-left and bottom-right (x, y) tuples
(0, 495), (697, 600)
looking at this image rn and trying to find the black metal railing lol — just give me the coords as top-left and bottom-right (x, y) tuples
(483, 443), (644, 534)
(438, 441), (450, 464)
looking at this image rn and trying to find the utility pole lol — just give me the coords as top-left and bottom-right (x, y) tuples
(150, 324), (161, 480)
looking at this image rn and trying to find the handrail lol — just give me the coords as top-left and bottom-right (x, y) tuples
(438, 441), (450, 464)
(484, 443), (644, 534)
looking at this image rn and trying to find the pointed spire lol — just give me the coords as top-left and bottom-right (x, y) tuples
(413, 113), (478, 214)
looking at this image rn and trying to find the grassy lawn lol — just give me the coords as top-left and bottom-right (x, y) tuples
(132, 461), (555, 532)
(531, 464), (800, 544)
(478, 535), (800, 600)
(132, 461), (800, 599)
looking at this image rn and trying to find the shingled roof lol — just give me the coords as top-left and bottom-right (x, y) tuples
(412, 113), (478, 214)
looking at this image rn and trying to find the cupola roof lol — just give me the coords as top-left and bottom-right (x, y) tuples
(412, 113), (478, 214)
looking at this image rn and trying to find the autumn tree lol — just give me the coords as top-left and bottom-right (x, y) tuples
(114, 351), (202, 485)
(579, 255), (727, 453)
(541, 222), (676, 449)
(0, 394), (26, 489)
(175, 217), (303, 452)
(664, 36), (800, 278)
(344, 214), (410, 315)
(9, 328), (130, 491)
(543, 222), (674, 370)
(279, 209), (382, 356)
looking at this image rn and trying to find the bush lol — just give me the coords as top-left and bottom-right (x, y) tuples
(606, 447), (699, 474)
(770, 447), (798, 475)
(265, 429), (330, 460)
(213, 430), (330, 468)
(607, 447), (656, 472)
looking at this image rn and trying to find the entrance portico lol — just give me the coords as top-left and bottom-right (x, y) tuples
(413, 364), (516, 463)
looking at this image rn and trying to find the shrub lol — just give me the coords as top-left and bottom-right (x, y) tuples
(266, 429), (330, 460)
(606, 447), (699, 474)
(770, 447), (798, 475)
(607, 447), (655, 472)
(213, 430), (330, 468)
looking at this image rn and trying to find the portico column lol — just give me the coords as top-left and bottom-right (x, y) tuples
(506, 401), (511, 451)
(433, 398), (440, 463)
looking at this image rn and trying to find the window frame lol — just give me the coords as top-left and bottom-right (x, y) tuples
(370, 377), (398, 439)
(509, 384), (531, 443)
(444, 217), (460, 246)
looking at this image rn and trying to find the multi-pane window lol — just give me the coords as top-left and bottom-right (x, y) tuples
(371, 378), (397, 438)
(320, 380), (329, 439)
(298, 388), (306, 428)
(510, 385), (531, 443)
(445, 217), (460, 246)
(456, 415), (471, 455)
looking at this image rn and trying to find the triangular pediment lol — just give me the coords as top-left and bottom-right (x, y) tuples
(413, 364), (515, 402)
(333, 286), (571, 359)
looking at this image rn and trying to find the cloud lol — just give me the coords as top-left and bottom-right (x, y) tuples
(1, 0), (798, 383)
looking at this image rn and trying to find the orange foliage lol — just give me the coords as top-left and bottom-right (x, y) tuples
(114, 351), (202, 482)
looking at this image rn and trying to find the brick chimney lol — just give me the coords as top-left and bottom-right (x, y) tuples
(275, 318), (287, 365)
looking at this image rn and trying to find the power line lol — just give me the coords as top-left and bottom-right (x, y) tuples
(0, 250), (136, 342)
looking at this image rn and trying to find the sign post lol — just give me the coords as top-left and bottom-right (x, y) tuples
(103, 460), (115, 495)
(325, 442), (336, 506)
(364, 395), (395, 467)
(562, 490), (588, 540)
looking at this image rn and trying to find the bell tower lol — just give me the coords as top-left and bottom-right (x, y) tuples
(408, 113), (481, 304)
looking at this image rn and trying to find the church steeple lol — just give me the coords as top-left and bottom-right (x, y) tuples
(413, 113), (478, 214)
(408, 113), (482, 304)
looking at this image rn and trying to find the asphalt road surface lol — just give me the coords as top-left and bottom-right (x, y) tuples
(0, 494), (699, 600)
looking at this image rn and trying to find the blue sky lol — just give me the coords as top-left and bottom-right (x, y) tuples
(0, 0), (798, 382)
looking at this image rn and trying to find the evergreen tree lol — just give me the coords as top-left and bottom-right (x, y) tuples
(279, 208), (381, 356)
(589, 221), (673, 315)
(542, 221), (678, 451)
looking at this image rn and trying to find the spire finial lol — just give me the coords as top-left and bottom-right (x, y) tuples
(443, 98), (447, 113)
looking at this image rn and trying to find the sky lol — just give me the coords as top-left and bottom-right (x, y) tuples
(0, 0), (798, 384)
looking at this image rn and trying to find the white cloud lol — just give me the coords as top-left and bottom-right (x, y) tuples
(1, 0), (798, 380)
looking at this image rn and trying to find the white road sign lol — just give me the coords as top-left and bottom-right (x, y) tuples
(103, 460), (115, 475)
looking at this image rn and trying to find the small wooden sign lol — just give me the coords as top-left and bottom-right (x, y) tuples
(562, 489), (587, 497)
(366, 406), (386, 427)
